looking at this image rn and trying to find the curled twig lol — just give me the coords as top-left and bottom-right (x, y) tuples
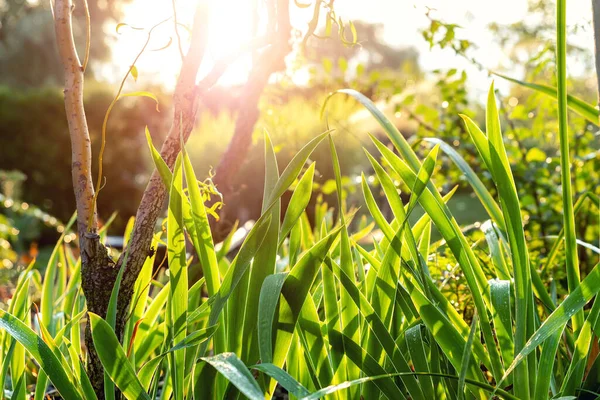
(87, 17), (172, 231)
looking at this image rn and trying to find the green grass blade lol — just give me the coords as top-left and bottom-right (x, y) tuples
(134, 283), (169, 363)
(138, 325), (217, 390)
(103, 248), (130, 400)
(271, 227), (342, 371)
(425, 138), (505, 232)
(533, 330), (561, 400)
(457, 314), (479, 400)
(360, 172), (394, 241)
(459, 114), (494, 174)
(0, 309), (83, 400)
(404, 280), (487, 399)
(201, 353), (263, 400)
(203, 210), (274, 358)
(135, 325), (166, 375)
(503, 261), (600, 381)
(405, 325), (435, 399)
(300, 372), (520, 400)
(258, 272), (288, 363)
(1, 340), (16, 399)
(265, 130), (330, 207)
(542, 192), (596, 275)
(89, 313), (151, 400)
(493, 72), (599, 123)
(216, 220), (239, 261)
(327, 329), (407, 399)
(489, 279), (514, 369)
(8, 269), (31, 400)
(560, 295), (600, 395)
(145, 127), (172, 186)
(368, 139), (504, 382)
(481, 221), (511, 280)
(125, 233), (158, 363)
(556, 0), (585, 338)
(167, 154), (187, 400)
(324, 89), (421, 171)
(324, 258), (427, 400)
(64, 338), (97, 400)
(182, 145), (220, 296)
(280, 163), (316, 244)
(289, 221), (303, 266)
(251, 363), (311, 398)
(36, 308), (78, 384)
(329, 135), (361, 391)
(406, 144), (439, 215)
(41, 212), (77, 335)
(297, 293), (334, 388)
(321, 253), (345, 391)
(241, 131), (281, 368)
(485, 84), (532, 396)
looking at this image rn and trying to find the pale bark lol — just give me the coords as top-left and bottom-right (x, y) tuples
(54, 0), (117, 396)
(54, 0), (96, 238)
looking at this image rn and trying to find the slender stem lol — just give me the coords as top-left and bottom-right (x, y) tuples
(87, 19), (170, 231)
(171, 0), (185, 61)
(556, 0), (584, 334)
(81, 0), (91, 72)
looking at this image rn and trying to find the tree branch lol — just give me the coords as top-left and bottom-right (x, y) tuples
(212, 0), (291, 237)
(114, 0), (209, 345)
(54, 0), (96, 238)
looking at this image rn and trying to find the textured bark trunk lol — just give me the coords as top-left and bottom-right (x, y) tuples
(112, 0), (209, 353)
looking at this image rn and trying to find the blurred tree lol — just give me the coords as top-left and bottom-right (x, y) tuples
(0, 85), (166, 231)
(307, 21), (419, 72)
(488, 0), (594, 72)
(0, 0), (131, 86)
(303, 20), (421, 86)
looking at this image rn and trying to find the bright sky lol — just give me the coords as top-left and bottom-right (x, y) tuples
(106, 0), (594, 99)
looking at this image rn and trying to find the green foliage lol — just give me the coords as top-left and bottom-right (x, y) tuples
(1, 1), (599, 398)
(0, 0), (133, 87)
(1, 77), (598, 399)
(0, 85), (165, 233)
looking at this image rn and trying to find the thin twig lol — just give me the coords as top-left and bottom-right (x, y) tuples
(88, 18), (171, 231)
(197, 36), (269, 92)
(401, 105), (438, 135)
(171, 0), (185, 61)
(81, 0), (90, 72)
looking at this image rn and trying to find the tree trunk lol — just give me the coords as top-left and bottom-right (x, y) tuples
(54, 0), (120, 396)
(212, 0), (291, 241)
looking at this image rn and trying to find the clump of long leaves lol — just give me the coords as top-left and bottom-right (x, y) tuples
(2, 3), (600, 398)
(1, 78), (599, 399)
